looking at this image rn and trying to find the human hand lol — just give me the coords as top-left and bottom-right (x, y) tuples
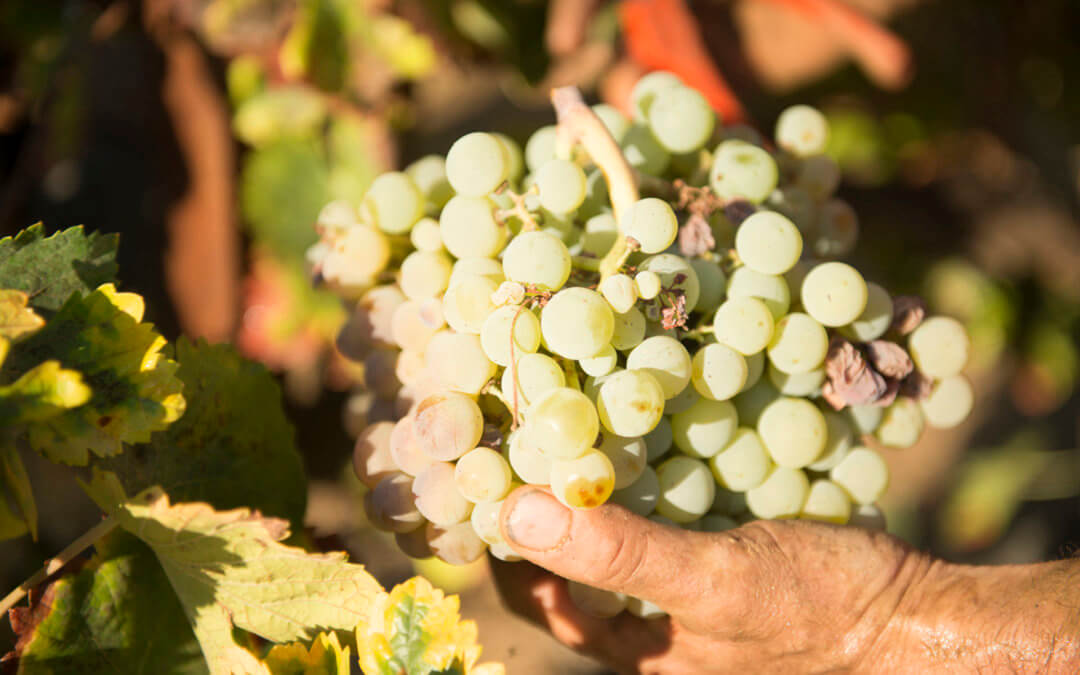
(491, 486), (928, 674)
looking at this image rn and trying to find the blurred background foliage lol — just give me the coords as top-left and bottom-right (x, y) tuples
(1, 0), (1078, 669)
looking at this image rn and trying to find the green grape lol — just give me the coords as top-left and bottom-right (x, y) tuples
(709, 427), (772, 491)
(713, 296), (774, 356)
(424, 331), (496, 396)
(622, 124), (670, 175)
(611, 465), (660, 516)
(578, 168), (610, 220)
(597, 433), (648, 489)
(742, 350), (766, 392)
(622, 197), (679, 254)
(808, 410), (855, 472)
(519, 387), (600, 461)
(800, 479), (852, 524)
(626, 596), (666, 620)
(413, 461), (473, 526)
(454, 447), (513, 503)
(839, 282), (893, 342)
(766, 186), (817, 237)
(364, 349), (401, 398)
(767, 312), (828, 374)
(502, 230), (572, 291)
(363, 171), (424, 234)
(320, 225), (392, 289)
(689, 258), (727, 315)
(691, 343), (748, 401)
(647, 85), (715, 153)
(758, 397), (827, 468)
(524, 125), (558, 173)
(849, 503), (887, 531)
(801, 262), (868, 327)
(507, 429), (552, 485)
(353, 421), (398, 489)
(746, 466), (809, 519)
(830, 447), (889, 505)
(405, 155), (454, 212)
(845, 404), (884, 435)
(921, 374), (974, 429)
(550, 450), (616, 509)
(813, 198), (858, 257)
(671, 397), (738, 459)
(581, 212), (619, 256)
(536, 158), (587, 214)
(611, 306), (647, 352)
(775, 104), (829, 157)
(908, 316), (969, 378)
(783, 259), (814, 305)
(627, 336), (692, 399)
(492, 132), (524, 183)
(633, 270), (662, 300)
(580, 344), (618, 377)
(592, 103), (630, 142)
(391, 299), (444, 353)
(394, 527), (434, 559)
(365, 473), (425, 533)
(796, 155), (841, 200)
(501, 353), (565, 409)
(439, 195), (507, 259)
(409, 216), (444, 252)
(414, 392), (484, 461)
(699, 514), (738, 532)
(596, 369), (666, 437)
(663, 382), (700, 415)
(471, 496), (510, 546)
(480, 305), (541, 367)
(443, 275), (499, 334)
(767, 363), (826, 397)
(709, 140), (778, 204)
(726, 266), (791, 321)
(568, 581), (627, 618)
(655, 456), (715, 523)
(643, 416), (673, 462)
(540, 287), (614, 360)
(449, 256), (505, 287)
(390, 417), (437, 476)
(399, 250), (453, 300)
(875, 398), (925, 448)
(630, 71), (683, 120)
(735, 211), (803, 275)
(599, 273), (638, 314)
(638, 253), (701, 311)
(425, 521), (487, 565)
(445, 131), (509, 196)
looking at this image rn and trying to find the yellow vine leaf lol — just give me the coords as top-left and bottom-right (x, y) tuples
(264, 631), (351, 674)
(0, 289), (45, 341)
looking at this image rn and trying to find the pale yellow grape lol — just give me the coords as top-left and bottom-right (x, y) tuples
(597, 433), (648, 489)
(768, 363), (826, 397)
(365, 473), (424, 533)
(492, 132), (524, 183)
(439, 195), (507, 259)
(507, 429), (552, 484)
(733, 379), (780, 428)
(767, 312), (828, 374)
(363, 349), (401, 397)
(568, 582), (628, 618)
(655, 456), (715, 523)
(596, 369), (665, 437)
(639, 254), (700, 311)
(630, 70), (682, 120)
(363, 171), (423, 234)
(746, 466), (809, 519)
(634, 271), (662, 300)
(500, 352), (565, 409)
(489, 542), (523, 562)
(643, 417), (673, 462)
(921, 375), (974, 429)
(627, 336), (692, 399)
(321, 225), (391, 288)
(470, 498), (508, 546)
(797, 155), (841, 200)
(775, 104), (829, 157)
(644, 319), (677, 341)
(406, 155), (453, 212)
(711, 487), (748, 516)
(454, 447), (512, 503)
(783, 259), (813, 304)
(443, 275), (499, 334)
(316, 199), (358, 228)
(536, 158), (587, 214)
(413, 462), (473, 526)
(709, 428), (772, 491)
(541, 287), (614, 360)
(520, 387), (600, 460)
(663, 383), (699, 415)
(502, 230), (572, 292)
(424, 331), (496, 395)
(726, 266), (790, 321)
(736, 211), (803, 275)
(846, 404), (884, 435)
(413, 392), (484, 461)
(389, 417), (437, 476)
(581, 213), (619, 257)
(611, 307), (646, 352)
(808, 410), (854, 472)
(800, 479), (851, 524)
(524, 125), (558, 172)
(713, 296), (774, 355)
(550, 450), (616, 509)
(830, 447), (889, 505)
(592, 103), (630, 142)
(395, 527), (433, 559)
(839, 282), (893, 342)
(742, 351), (765, 392)
(353, 421), (398, 489)
(391, 299), (444, 353)
(647, 85), (714, 153)
(409, 218), (443, 254)
(758, 397), (827, 468)
(671, 397), (738, 458)
(399, 250), (452, 300)
(813, 198), (859, 258)
(875, 397), (925, 448)
(395, 349), (425, 386)
(691, 343), (748, 401)
(908, 316), (969, 378)
(480, 305), (541, 367)
(626, 596), (666, 620)
(622, 198), (678, 254)
(801, 262), (868, 327)
(689, 258), (726, 315)
(709, 140), (778, 204)
(425, 521), (486, 565)
(580, 344), (618, 377)
(611, 465), (659, 516)
(849, 503), (887, 531)
(445, 131), (508, 196)
(599, 273), (637, 314)
(449, 256), (505, 288)
(699, 514), (738, 532)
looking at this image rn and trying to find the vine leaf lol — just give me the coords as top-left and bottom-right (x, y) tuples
(0, 361), (92, 428)
(0, 224), (118, 314)
(4, 530), (206, 674)
(263, 632), (350, 674)
(98, 338), (307, 529)
(83, 472), (384, 675)
(1, 443), (38, 541)
(356, 577), (492, 675)
(0, 290), (45, 341)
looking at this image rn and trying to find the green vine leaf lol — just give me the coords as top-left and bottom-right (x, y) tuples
(98, 338), (306, 528)
(0, 290), (45, 341)
(356, 577), (501, 675)
(5, 530), (206, 674)
(0, 361), (92, 427)
(240, 140), (328, 261)
(84, 475), (384, 675)
(1, 442), (38, 541)
(263, 632), (351, 674)
(0, 223), (118, 314)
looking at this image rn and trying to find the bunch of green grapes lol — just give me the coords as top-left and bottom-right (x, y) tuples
(313, 72), (974, 620)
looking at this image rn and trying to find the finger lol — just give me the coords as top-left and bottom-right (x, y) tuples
(498, 486), (735, 618)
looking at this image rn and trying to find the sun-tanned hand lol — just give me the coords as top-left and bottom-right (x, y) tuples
(492, 486), (1080, 674)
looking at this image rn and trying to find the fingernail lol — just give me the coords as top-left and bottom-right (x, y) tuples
(505, 490), (571, 552)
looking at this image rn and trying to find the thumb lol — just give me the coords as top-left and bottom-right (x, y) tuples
(498, 486), (736, 617)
